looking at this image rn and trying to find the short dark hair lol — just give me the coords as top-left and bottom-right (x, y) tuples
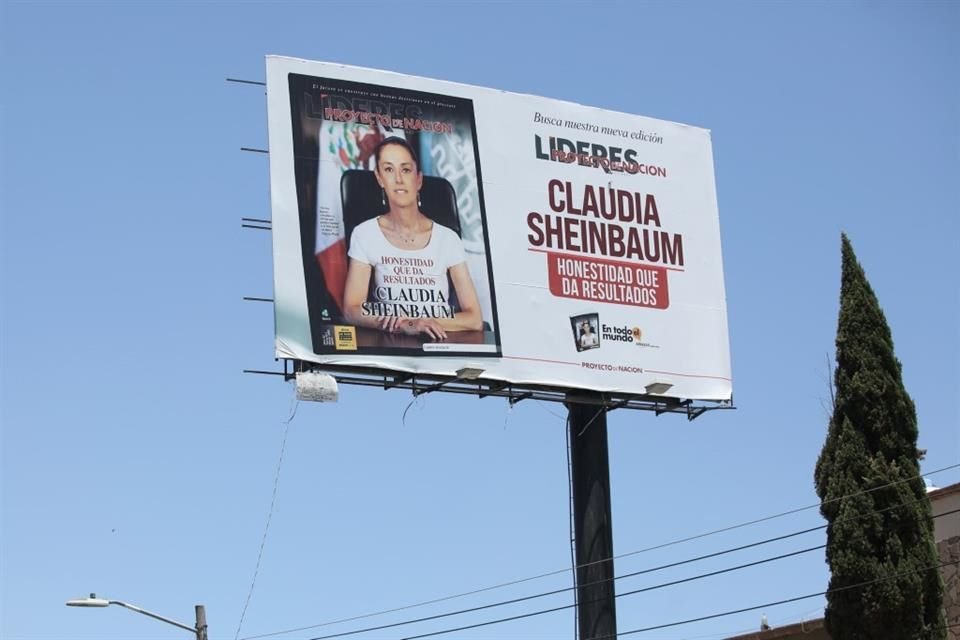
(374, 136), (420, 173)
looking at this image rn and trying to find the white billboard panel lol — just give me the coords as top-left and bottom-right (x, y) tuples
(266, 56), (732, 401)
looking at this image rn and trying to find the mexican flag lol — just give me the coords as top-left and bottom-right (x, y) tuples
(313, 121), (384, 312)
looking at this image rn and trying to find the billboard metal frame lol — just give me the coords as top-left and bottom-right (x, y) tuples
(244, 360), (734, 420)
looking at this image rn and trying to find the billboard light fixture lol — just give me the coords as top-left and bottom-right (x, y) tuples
(456, 367), (485, 380)
(413, 367), (485, 398)
(645, 382), (674, 395)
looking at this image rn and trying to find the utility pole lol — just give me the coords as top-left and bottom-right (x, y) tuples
(567, 395), (617, 640)
(195, 605), (208, 640)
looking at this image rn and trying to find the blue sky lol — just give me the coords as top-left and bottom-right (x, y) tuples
(2, 2), (957, 639)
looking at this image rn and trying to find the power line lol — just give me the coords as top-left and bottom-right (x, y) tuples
(298, 533), (826, 640)
(291, 525), (819, 640)
(586, 560), (960, 639)
(234, 417), (294, 640)
(238, 462), (958, 640)
(310, 506), (960, 640)
(398, 545), (824, 640)
(407, 559), (958, 640)
(600, 461), (957, 571)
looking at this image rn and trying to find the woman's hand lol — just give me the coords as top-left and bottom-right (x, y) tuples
(378, 317), (447, 340)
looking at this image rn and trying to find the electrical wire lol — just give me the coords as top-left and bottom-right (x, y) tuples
(576, 406), (607, 437)
(536, 400), (567, 420)
(586, 561), (960, 639)
(238, 462), (958, 640)
(566, 414), (579, 640)
(401, 393), (426, 426)
(398, 545), (826, 640)
(597, 461), (958, 572)
(400, 501), (960, 640)
(316, 502), (960, 640)
(234, 416), (294, 640)
(404, 557), (958, 640)
(264, 524), (822, 640)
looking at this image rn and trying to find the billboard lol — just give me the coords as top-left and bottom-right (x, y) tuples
(266, 56), (732, 401)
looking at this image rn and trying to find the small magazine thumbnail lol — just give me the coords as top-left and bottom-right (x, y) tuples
(570, 313), (600, 352)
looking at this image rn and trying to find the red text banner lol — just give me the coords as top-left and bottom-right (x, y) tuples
(545, 251), (669, 309)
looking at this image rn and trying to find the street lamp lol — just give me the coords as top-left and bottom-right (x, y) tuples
(66, 593), (208, 640)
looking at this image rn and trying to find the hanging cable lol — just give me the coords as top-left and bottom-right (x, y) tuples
(238, 463), (958, 640)
(586, 560), (960, 639)
(234, 413), (294, 640)
(404, 557), (958, 640)
(566, 414), (579, 640)
(417, 500), (958, 640)
(398, 545), (826, 640)
(591, 461), (958, 573)
(259, 523), (823, 640)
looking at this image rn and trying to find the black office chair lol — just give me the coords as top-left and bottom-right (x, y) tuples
(340, 169), (464, 311)
(340, 169), (461, 246)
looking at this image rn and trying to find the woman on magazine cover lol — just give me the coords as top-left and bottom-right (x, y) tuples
(579, 320), (599, 349)
(342, 137), (482, 340)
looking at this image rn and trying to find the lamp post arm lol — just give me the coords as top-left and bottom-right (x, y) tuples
(108, 601), (197, 634)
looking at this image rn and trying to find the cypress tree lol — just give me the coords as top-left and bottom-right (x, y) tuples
(814, 234), (944, 638)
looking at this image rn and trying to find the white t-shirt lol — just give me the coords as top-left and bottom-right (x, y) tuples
(580, 331), (598, 348)
(348, 217), (467, 320)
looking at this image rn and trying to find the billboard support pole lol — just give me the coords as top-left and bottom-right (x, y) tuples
(567, 394), (617, 640)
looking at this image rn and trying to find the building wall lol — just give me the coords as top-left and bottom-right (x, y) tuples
(940, 535), (960, 640)
(932, 485), (960, 640)
(932, 486), (960, 545)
